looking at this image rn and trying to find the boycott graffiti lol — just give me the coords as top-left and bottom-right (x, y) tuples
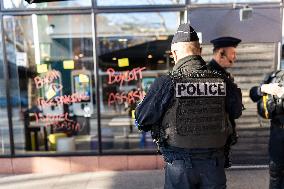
(108, 90), (145, 106)
(34, 112), (71, 123)
(32, 70), (83, 132)
(34, 70), (61, 89)
(37, 93), (89, 107)
(47, 119), (81, 133)
(106, 67), (148, 108)
(107, 67), (146, 86)
(33, 112), (81, 132)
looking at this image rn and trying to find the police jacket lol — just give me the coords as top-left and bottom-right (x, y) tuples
(207, 59), (243, 123)
(136, 55), (241, 146)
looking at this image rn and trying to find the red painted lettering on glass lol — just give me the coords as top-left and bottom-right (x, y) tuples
(107, 67), (146, 86)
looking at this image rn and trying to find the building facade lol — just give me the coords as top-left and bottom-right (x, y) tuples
(0, 0), (282, 173)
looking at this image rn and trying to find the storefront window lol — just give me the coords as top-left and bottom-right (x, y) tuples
(97, 12), (180, 152)
(97, 0), (185, 6)
(3, 14), (97, 154)
(3, 0), (91, 9)
(0, 21), (11, 155)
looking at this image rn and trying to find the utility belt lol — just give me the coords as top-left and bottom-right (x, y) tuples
(160, 146), (224, 161)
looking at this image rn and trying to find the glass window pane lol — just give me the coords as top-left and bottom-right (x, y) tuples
(0, 21), (11, 155)
(3, 14), (97, 154)
(97, 12), (180, 152)
(3, 0), (91, 9)
(282, 11), (284, 69)
(97, 0), (185, 6)
(191, 0), (280, 4)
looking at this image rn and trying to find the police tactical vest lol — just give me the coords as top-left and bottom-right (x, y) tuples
(162, 69), (230, 149)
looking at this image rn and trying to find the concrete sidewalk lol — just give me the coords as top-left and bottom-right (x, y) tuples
(0, 167), (269, 189)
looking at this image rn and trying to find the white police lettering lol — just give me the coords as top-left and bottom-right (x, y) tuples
(176, 82), (226, 97)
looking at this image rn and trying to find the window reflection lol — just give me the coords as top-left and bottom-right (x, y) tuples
(3, 14), (97, 154)
(97, 0), (185, 6)
(4, 0), (91, 9)
(191, 0), (280, 4)
(0, 21), (10, 155)
(97, 12), (180, 152)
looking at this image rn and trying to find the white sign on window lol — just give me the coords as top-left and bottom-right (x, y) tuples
(16, 52), (27, 67)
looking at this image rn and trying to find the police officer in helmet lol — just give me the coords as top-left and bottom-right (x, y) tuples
(135, 23), (242, 189)
(207, 37), (243, 168)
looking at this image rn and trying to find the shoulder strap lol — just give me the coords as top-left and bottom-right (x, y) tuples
(263, 71), (278, 84)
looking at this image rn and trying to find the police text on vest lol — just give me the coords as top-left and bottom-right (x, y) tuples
(176, 82), (226, 97)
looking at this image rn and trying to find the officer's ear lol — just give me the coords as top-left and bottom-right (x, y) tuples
(220, 49), (226, 58)
(171, 50), (178, 63)
(199, 47), (202, 55)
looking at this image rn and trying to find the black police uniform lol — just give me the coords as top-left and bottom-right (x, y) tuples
(136, 55), (227, 189)
(207, 37), (243, 168)
(250, 72), (284, 189)
(135, 24), (241, 189)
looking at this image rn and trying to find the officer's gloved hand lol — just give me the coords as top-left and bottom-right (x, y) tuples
(261, 83), (284, 98)
(224, 132), (238, 168)
(135, 120), (152, 132)
(224, 155), (232, 168)
(224, 144), (232, 168)
(230, 132), (239, 146)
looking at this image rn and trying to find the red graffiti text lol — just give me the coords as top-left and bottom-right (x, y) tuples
(37, 93), (90, 107)
(46, 119), (81, 132)
(107, 67), (146, 86)
(33, 112), (81, 132)
(108, 90), (145, 106)
(33, 112), (71, 123)
(34, 70), (61, 89)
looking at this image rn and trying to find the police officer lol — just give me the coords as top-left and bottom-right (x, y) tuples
(135, 23), (242, 189)
(250, 73), (284, 189)
(207, 37), (243, 168)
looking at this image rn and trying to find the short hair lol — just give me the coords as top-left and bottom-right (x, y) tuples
(213, 47), (220, 54)
(171, 41), (201, 54)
